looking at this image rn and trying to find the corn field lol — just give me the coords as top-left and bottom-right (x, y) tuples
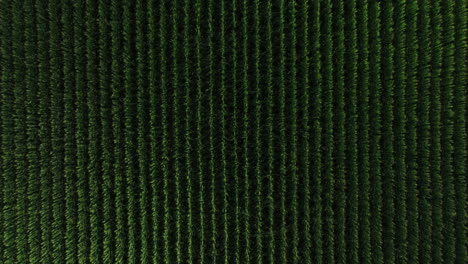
(0, 0), (466, 263)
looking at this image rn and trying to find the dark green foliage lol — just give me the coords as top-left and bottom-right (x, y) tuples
(332, 1), (346, 263)
(0, 1), (466, 263)
(393, 1), (407, 263)
(417, 1), (433, 262)
(381, 2), (396, 263)
(429, 1), (443, 263)
(24, 1), (41, 263)
(368, 1), (384, 262)
(439, 2), (456, 264)
(356, 1), (370, 263)
(453, 1), (466, 263)
(320, 1), (335, 263)
(344, 1), (358, 263)
(405, 1), (420, 263)
(62, 0), (78, 263)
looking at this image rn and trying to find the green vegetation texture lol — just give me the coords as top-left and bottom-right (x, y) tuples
(0, 0), (466, 263)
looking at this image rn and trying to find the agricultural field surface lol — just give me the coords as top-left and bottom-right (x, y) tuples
(0, 0), (466, 263)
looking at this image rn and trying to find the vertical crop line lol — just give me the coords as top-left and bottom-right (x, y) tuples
(147, 0), (162, 262)
(278, 0), (287, 262)
(253, 1), (263, 263)
(429, 1), (443, 262)
(231, 1), (241, 263)
(195, 0), (205, 261)
(0, 8), (3, 261)
(183, 0), (194, 262)
(158, 0), (170, 262)
(381, 2), (396, 263)
(440, 1), (456, 262)
(301, 0), (311, 261)
(356, 1), (370, 263)
(453, 0), (466, 263)
(368, 1), (383, 263)
(344, 1), (359, 263)
(405, 2), (419, 263)
(86, 0), (103, 262)
(289, 1), (299, 262)
(1, 0), (16, 263)
(147, 0), (158, 261)
(309, 1), (322, 263)
(265, 1), (274, 262)
(393, 1), (408, 263)
(220, 1), (229, 263)
(98, 0), (115, 262)
(24, 0), (42, 262)
(110, 0), (126, 262)
(170, 0), (182, 261)
(49, 0), (67, 261)
(417, 1), (432, 262)
(74, 0), (91, 262)
(207, 0), (217, 262)
(61, 0), (78, 262)
(122, 0), (139, 262)
(320, 1), (334, 262)
(136, 0), (150, 261)
(241, 0), (251, 262)
(12, 0), (29, 261)
(36, 0), (53, 261)
(332, 1), (346, 262)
